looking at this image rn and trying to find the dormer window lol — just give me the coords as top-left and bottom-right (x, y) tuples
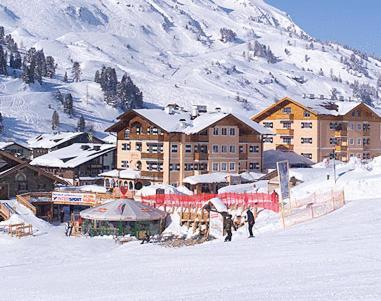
(282, 107), (292, 114)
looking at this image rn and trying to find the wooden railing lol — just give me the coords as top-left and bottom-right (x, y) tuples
(141, 171), (164, 179)
(194, 152), (208, 161)
(141, 152), (164, 160)
(16, 194), (37, 215)
(129, 133), (165, 141)
(0, 203), (11, 220)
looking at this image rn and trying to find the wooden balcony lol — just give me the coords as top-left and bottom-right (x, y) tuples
(334, 130), (347, 137)
(335, 145), (348, 152)
(141, 152), (164, 160)
(194, 152), (208, 161)
(141, 171), (164, 179)
(239, 135), (260, 143)
(278, 113), (294, 120)
(276, 128), (294, 135)
(239, 153), (248, 160)
(129, 133), (165, 141)
(363, 129), (370, 136)
(276, 144), (294, 151)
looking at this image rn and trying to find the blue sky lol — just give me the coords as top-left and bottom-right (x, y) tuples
(266, 0), (381, 56)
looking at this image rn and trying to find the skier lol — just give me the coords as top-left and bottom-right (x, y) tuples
(224, 214), (236, 242)
(246, 208), (255, 238)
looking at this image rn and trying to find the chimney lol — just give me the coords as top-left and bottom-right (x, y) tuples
(191, 105), (199, 119)
(179, 118), (187, 128)
(319, 94), (324, 100)
(309, 94), (315, 99)
(215, 107), (222, 112)
(93, 145), (101, 151)
(81, 145), (90, 151)
(165, 105), (174, 115)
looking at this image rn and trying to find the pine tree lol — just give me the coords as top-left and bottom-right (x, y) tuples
(55, 90), (64, 104)
(0, 46), (8, 76)
(64, 93), (74, 116)
(63, 71), (68, 82)
(0, 26), (4, 44)
(94, 70), (101, 83)
(52, 110), (59, 130)
(34, 50), (46, 84)
(13, 51), (22, 69)
(46, 56), (56, 78)
(71, 61), (81, 82)
(21, 56), (34, 84)
(77, 115), (86, 132)
(0, 112), (3, 134)
(117, 73), (143, 109)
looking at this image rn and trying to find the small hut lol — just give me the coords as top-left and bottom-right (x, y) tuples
(80, 199), (167, 237)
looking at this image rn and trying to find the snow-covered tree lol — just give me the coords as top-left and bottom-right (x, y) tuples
(63, 71), (68, 82)
(71, 61), (81, 82)
(0, 112), (4, 134)
(51, 110), (59, 130)
(220, 28), (237, 43)
(117, 73), (143, 110)
(77, 115), (86, 132)
(64, 93), (74, 116)
(0, 46), (7, 76)
(46, 56), (56, 78)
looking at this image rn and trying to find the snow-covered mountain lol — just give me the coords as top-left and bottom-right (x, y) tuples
(1, 0), (381, 141)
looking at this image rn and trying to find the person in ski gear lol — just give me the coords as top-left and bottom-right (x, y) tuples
(224, 214), (236, 242)
(246, 208), (255, 237)
(140, 231), (150, 244)
(60, 208), (65, 223)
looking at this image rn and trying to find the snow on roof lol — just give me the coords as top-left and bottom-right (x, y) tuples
(264, 150), (313, 170)
(183, 172), (235, 185)
(295, 98), (381, 117)
(99, 169), (142, 179)
(30, 143), (115, 168)
(203, 197), (228, 213)
(131, 109), (271, 135)
(27, 132), (85, 149)
(0, 141), (31, 150)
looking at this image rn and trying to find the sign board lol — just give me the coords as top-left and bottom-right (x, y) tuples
(276, 160), (290, 201)
(209, 211), (224, 238)
(52, 192), (97, 204)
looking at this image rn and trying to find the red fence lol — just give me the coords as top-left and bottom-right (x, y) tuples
(141, 192), (280, 212)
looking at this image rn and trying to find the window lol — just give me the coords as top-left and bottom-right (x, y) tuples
(121, 160), (129, 168)
(301, 138), (313, 144)
(212, 162), (219, 171)
(282, 137), (292, 144)
(229, 145), (236, 153)
(151, 127), (158, 134)
(263, 122), (273, 128)
(329, 122), (337, 130)
(301, 153), (312, 159)
(239, 145), (244, 153)
(282, 107), (292, 114)
(249, 145), (259, 153)
(122, 143), (130, 151)
(282, 122), (292, 129)
(212, 145), (219, 153)
(329, 138), (337, 145)
(304, 111), (311, 118)
(357, 110), (361, 117)
(124, 129), (130, 140)
(357, 138), (362, 145)
(229, 128), (236, 135)
(349, 138), (354, 145)
(171, 144), (178, 153)
(213, 127), (219, 135)
(185, 163), (194, 171)
(221, 128), (227, 135)
(169, 164), (180, 171)
(221, 145), (228, 153)
(136, 142), (142, 151)
(349, 122), (354, 130)
(229, 162), (236, 171)
(357, 123), (362, 131)
(263, 136), (273, 143)
(185, 145), (192, 153)
(221, 162), (227, 171)
(301, 122), (312, 129)
(249, 162), (260, 170)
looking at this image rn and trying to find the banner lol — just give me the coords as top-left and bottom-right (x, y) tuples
(277, 160), (290, 201)
(52, 192), (97, 204)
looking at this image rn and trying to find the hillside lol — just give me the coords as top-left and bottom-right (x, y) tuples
(1, 0), (381, 141)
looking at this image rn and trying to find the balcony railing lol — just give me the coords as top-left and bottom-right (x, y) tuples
(334, 130), (347, 137)
(278, 113), (294, 120)
(239, 153), (248, 160)
(363, 129), (370, 136)
(335, 145), (348, 152)
(129, 133), (165, 141)
(141, 152), (164, 160)
(141, 171), (164, 179)
(276, 128), (294, 135)
(194, 152), (208, 161)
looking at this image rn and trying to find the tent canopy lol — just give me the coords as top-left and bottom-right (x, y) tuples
(80, 199), (167, 222)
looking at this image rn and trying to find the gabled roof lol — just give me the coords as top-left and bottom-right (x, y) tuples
(253, 96), (381, 121)
(0, 141), (31, 150)
(106, 108), (271, 135)
(30, 143), (116, 169)
(27, 132), (87, 149)
(0, 154), (68, 185)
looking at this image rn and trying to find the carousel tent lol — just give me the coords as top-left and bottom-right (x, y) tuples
(80, 199), (167, 221)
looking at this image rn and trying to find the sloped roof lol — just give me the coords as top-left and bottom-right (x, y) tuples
(27, 132), (86, 149)
(99, 169), (142, 179)
(80, 199), (167, 221)
(0, 141), (31, 150)
(107, 109), (271, 135)
(253, 97), (381, 120)
(30, 143), (115, 168)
